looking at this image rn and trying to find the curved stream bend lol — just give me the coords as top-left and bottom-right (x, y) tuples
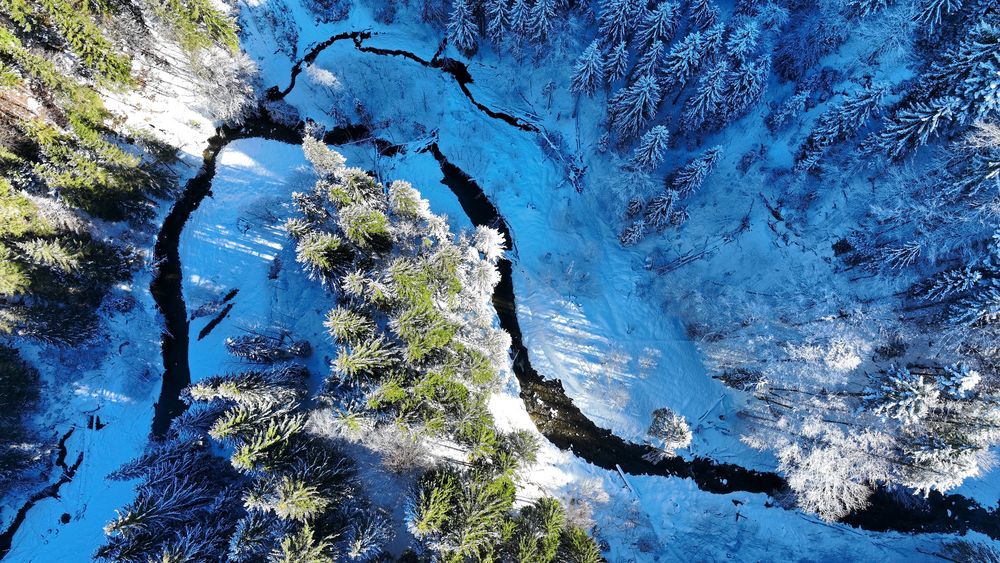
(146, 33), (1000, 541)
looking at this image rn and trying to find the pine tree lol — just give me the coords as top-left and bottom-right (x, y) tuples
(875, 97), (959, 159)
(636, 2), (681, 47)
(682, 59), (728, 130)
(726, 20), (760, 63)
(529, 0), (557, 42)
(334, 336), (399, 378)
(448, 0), (478, 55)
(558, 527), (603, 563)
(598, 0), (637, 47)
(409, 471), (459, 538)
(296, 231), (354, 280)
(302, 136), (346, 178)
(647, 407), (692, 453)
(702, 22), (726, 60)
(672, 146), (723, 196)
(324, 306), (375, 344)
(723, 55), (770, 117)
(275, 523), (335, 563)
(944, 24), (1000, 122)
(508, 0), (530, 39)
(916, 0), (963, 31)
(688, 0), (719, 29)
(633, 40), (664, 80)
(485, 0), (510, 44)
(661, 31), (707, 89)
(338, 204), (392, 252)
(797, 84), (887, 169)
(606, 40), (630, 82)
(570, 40), (606, 96)
(631, 126), (671, 171)
(864, 366), (939, 424)
(619, 219), (646, 246)
(608, 74), (662, 139)
(846, 0), (892, 18)
(952, 280), (1000, 327)
(228, 511), (276, 562)
(644, 190), (678, 229)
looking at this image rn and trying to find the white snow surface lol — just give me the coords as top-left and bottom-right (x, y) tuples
(5, 0), (999, 560)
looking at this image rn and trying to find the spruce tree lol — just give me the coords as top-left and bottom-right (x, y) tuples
(485, 0), (510, 44)
(508, 0), (530, 39)
(633, 40), (664, 81)
(529, 0), (557, 42)
(619, 219), (646, 246)
(636, 2), (681, 47)
(644, 190), (679, 229)
(688, 0), (719, 29)
(606, 40), (630, 82)
(608, 74), (662, 139)
(631, 126), (671, 171)
(598, 0), (638, 47)
(723, 54), (770, 117)
(661, 31), (707, 89)
(876, 97), (959, 159)
(448, 0), (478, 55)
(682, 59), (728, 130)
(726, 20), (760, 63)
(672, 146), (723, 196)
(570, 40), (606, 96)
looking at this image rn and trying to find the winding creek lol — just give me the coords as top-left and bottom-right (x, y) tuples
(3, 28), (994, 560)
(142, 31), (1000, 540)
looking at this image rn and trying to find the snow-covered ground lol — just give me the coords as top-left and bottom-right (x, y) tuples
(6, 0), (998, 559)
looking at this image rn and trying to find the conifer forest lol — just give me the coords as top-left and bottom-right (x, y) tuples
(0, 0), (999, 560)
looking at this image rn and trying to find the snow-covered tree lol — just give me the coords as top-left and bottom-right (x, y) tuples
(875, 96), (959, 159)
(598, 0), (640, 47)
(725, 20), (760, 63)
(644, 190), (677, 228)
(702, 22), (726, 59)
(570, 40), (606, 96)
(608, 74), (662, 139)
(682, 59), (728, 130)
(630, 125), (671, 171)
(633, 39), (664, 80)
(865, 366), (940, 424)
(660, 31), (707, 89)
(529, 0), (557, 42)
(915, 0), (963, 31)
(619, 218), (646, 246)
(485, 0), (510, 44)
(925, 267), (983, 301)
(606, 40), (630, 82)
(778, 425), (893, 521)
(938, 23), (1000, 122)
(508, 0), (531, 38)
(448, 0), (478, 54)
(688, 0), (719, 29)
(797, 84), (887, 169)
(723, 54), (770, 117)
(636, 2), (681, 47)
(646, 407), (692, 454)
(672, 146), (723, 196)
(846, 0), (892, 18)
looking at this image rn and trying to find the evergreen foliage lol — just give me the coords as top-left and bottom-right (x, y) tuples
(608, 74), (662, 139)
(570, 40), (606, 96)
